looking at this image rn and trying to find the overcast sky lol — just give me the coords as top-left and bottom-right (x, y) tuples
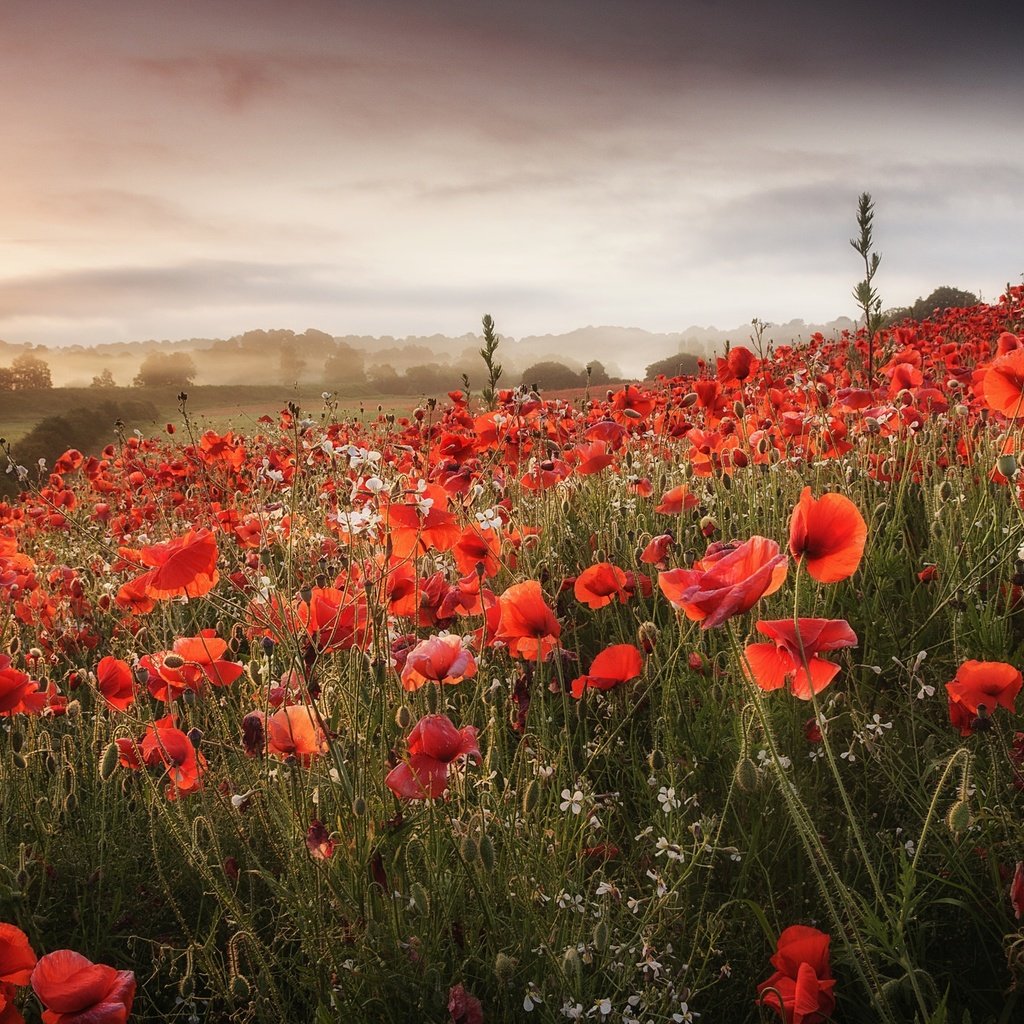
(1, 0), (1021, 346)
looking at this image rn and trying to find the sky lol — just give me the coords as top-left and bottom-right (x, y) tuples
(0, 0), (1021, 347)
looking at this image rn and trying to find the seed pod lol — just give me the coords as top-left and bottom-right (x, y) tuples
(163, 654), (186, 670)
(734, 757), (758, 793)
(478, 834), (495, 872)
(997, 454), (1018, 479)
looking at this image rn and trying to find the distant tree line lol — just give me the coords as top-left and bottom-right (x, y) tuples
(882, 286), (979, 327)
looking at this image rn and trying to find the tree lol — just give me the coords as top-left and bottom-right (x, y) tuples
(585, 360), (610, 385)
(912, 286), (979, 320)
(645, 352), (701, 380)
(11, 353), (53, 390)
(90, 368), (118, 389)
(323, 342), (366, 386)
(133, 352), (197, 388)
(519, 361), (585, 390)
(0, 367), (15, 392)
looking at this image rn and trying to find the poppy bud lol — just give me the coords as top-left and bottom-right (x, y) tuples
(681, 391), (698, 408)
(10, 729), (24, 753)
(460, 836), (479, 864)
(187, 728), (203, 748)
(946, 799), (971, 834)
(395, 705), (413, 730)
(99, 742), (120, 782)
(478, 834), (495, 872)
(562, 947), (582, 986)
(352, 796), (367, 816)
(230, 975), (251, 1001)
(12, 752), (28, 770)
(648, 749), (666, 771)
(699, 515), (717, 537)
(63, 792), (78, 814)
(494, 952), (517, 984)
(593, 919), (610, 952)
(735, 757), (758, 793)
(522, 779), (541, 814)
(241, 711), (266, 757)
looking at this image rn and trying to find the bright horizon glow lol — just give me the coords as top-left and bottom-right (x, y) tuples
(0, 0), (1021, 348)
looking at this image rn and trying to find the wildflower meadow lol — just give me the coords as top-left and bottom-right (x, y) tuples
(2, 284), (1024, 1023)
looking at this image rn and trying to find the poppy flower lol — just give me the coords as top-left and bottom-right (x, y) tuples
(946, 660), (1022, 735)
(452, 525), (502, 579)
(0, 658), (38, 716)
(266, 705), (329, 764)
(131, 528), (220, 601)
(658, 536), (788, 629)
(743, 619), (858, 699)
(573, 562), (629, 609)
(756, 925), (835, 1024)
(983, 348), (1024, 418)
(301, 587), (371, 654)
(400, 634), (477, 691)
(305, 820), (336, 861)
(385, 713), (480, 800)
(95, 657), (135, 712)
(571, 644), (644, 698)
(788, 487), (867, 583)
(0, 923), (36, 986)
(495, 581), (561, 661)
(139, 715), (207, 798)
(141, 631), (243, 702)
(640, 533), (674, 568)
(654, 485), (699, 515)
(30, 949), (135, 1024)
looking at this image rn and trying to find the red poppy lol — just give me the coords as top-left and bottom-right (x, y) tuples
(658, 536), (788, 629)
(1011, 861), (1024, 920)
(305, 820), (336, 861)
(573, 562), (629, 609)
(452, 525), (502, 579)
(495, 581), (561, 661)
(132, 528), (220, 601)
(141, 631), (243, 702)
(400, 634), (477, 691)
(30, 949), (135, 1024)
(743, 619), (857, 699)
(654, 485), (699, 515)
(266, 705), (329, 764)
(788, 487), (867, 583)
(640, 533), (674, 568)
(302, 587), (371, 654)
(946, 660), (1022, 735)
(0, 658), (39, 716)
(571, 644), (644, 698)
(385, 713), (480, 800)
(95, 657), (135, 712)
(983, 348), (1024, 418)
(0, 923), (36, 986)
(756, 925), (835, 1024)
(139, 715), (207, 798)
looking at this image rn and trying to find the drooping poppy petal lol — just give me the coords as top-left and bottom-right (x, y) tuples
(495, 581), (561, 661)
(573, 563), (629, 609)
(95, 657), (135, 712)
(137, 528), (220, 600)
(983, 348), (1024, 418)
(570, 644), (644, 698)
(0, 923), (37, 986)
(30, 949), (135, 1024)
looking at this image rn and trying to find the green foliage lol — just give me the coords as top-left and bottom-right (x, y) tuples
(851, 192), (884, 381)
(0, 353), (53, 391)
(645, 351), (702, 380)
(479, 314), (503, 410)
(883, 286), (981, 327)
(519, 359), (585, 390)
(133, 352), (198, 388)
(89, 368), (118, 389)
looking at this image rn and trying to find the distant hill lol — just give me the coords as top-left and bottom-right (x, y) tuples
(0, 316), (859, 386)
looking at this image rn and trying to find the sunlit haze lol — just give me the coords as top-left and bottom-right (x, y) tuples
(1, 0), (1021, 348)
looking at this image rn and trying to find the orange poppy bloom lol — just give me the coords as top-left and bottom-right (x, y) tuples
(658, 537), (787, 629)
(571, 644), (644, 698)
(95, 657), (136, 712)
(743, 618), (857, 699)
(983, 348), (1024, 418)
(946, 660), (1022, 735)
(385, 713), (480, 800)
(654, 485), (699, 515)
(495, 581), (561, 661)
(573, 562), (629, 609)
(452, 525), (502, 578)
(788, 488), (867, 583)
(266, 704), (329, 764)
(133, 528), (220, 601)
(0, 656), (38, 716)
(400, 634), (477, 691)
(141, 630), (243, 702)
(756, 925), (835, 1024)
(30, 949), (135, 1024)
(139, 714), (207, 798)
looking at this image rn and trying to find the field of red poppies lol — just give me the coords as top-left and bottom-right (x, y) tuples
(2, 287), (1024, 1023)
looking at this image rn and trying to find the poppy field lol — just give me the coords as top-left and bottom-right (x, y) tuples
(3, 287), (1024, 1023)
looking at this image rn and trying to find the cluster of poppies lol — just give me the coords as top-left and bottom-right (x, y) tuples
(0, 923), (134, 1024)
